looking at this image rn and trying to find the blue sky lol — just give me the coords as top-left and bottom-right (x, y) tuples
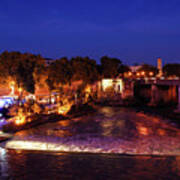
(0, 0), (180, 65)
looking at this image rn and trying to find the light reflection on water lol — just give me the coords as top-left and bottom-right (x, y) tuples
(0, 148), (180, 179)
(5, 106), (180, 155)
(1, 106), (180, 178)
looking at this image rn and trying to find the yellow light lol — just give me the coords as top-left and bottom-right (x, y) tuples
(14, 109), (26, 125)
(102, 79), (113, 91)
(18, 87), (22, 93)
(115, 79), (123, 93)
(141, 71), (145, 76)
(10, 81), (15, 85)
(15, 117), (25, 125)
(9, 81), (15, 95)
(85, 85), (91, 93)
(58, 103), (72, 115)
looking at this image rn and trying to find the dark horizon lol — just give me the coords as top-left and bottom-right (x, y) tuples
(1, 49), (179, 66)
(1, 0), (180, 65)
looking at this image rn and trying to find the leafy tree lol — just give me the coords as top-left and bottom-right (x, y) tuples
(0, 51), (46, 94)
(46, 57), (72, 92)
(137, 64), (158, 76)
(163, 63), (180, 77)
(118, 64), (130, 75)
(71, 56), (98, 84)
(100, 56), (122, 78)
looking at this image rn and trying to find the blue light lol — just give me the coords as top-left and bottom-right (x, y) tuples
(0, 97), (15, 108)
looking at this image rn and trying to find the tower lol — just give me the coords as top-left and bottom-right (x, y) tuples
(157, 57), (163, 77)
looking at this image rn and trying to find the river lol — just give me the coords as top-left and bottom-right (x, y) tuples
(0, 106), (180, 179)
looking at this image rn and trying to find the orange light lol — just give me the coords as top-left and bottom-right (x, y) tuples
(141, 71), (145, 76)
(149, 72), (154, 76)
(128, 72), (132, 76)
(136, 72), (140, 76)
(138, 126), (149, 135)
(157, 129), (165, 136)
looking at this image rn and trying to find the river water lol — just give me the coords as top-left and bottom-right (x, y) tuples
(0, 106), (180, 179)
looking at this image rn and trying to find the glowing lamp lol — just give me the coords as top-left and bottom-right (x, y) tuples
(128, 72), (132, 76)
(149, 72), (154, 76)
(136, 72), (140, 77)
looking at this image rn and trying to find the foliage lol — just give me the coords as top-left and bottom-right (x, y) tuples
(137, 64), (158, 76)
(100, 56), (122, 78)
(46, 57), (72, 91)
(0, 51), (46, 94)
(71, 56), (98, 84)
(163, 63), (180, 77)
(118, 64), (130, 75)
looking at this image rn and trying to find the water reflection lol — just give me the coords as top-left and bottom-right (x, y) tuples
(137, 126), (149, 136)
(5, 106), (180, 155)
(0, 150), (180, 179)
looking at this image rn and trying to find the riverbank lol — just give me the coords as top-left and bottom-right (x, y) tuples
(2, 103), (96, 133)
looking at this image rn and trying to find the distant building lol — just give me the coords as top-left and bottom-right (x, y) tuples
(157, 57), (163, 77)
(129, 65), (142, 73)
(100, 79), (123, 94)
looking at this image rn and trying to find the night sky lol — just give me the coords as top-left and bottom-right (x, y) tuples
(1, 0), (180, 65)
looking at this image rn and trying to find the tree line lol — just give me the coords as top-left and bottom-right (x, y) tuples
(0, 51), (179, 95)
(0, 51), (129, 94)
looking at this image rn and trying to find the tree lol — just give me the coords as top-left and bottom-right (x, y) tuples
(71, 56), (98, 84)
(163, 63), (180, 77)
(0, 51), (46, 94)
(137, 64), (158, 77)
(46, 57), (72, 92)
(118, 64), (130, 75)
(100, 56), (122, 78)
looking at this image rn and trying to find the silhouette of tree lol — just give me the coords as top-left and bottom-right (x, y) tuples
(100, 56), (122, 78)
(163, 63), (180, 77)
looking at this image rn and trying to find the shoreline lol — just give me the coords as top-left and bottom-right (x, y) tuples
(2, 101), (180, 134)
